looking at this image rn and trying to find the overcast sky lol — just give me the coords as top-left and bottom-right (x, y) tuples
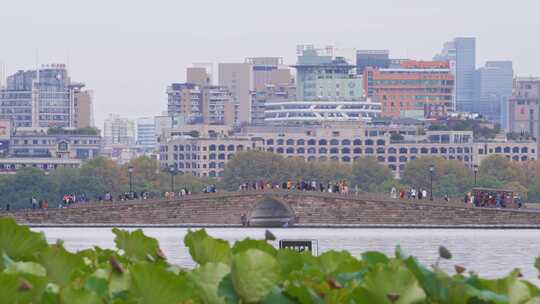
(1, 0), (539, 128)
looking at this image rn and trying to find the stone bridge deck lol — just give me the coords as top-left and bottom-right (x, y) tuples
(5, 191), (540, 228)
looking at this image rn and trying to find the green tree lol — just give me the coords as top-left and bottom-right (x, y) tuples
(79, 157), (125, 195)
(48, 168), (107, 200)
(478, 155), (519, 185)
(351, 157), (394, 192)
(0, 168), (56, 209)
(401, 157), (472, 197)
(220, 151), (286, 190)
(123, 156), (160, 192)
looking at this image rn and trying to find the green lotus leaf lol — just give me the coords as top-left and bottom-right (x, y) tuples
(354, 260), (426, 304)
(232, 238), (277, 256)
(231, 249), (281, 303)
(112, 228), (163, 261)
(38, 244), (89, 286)
(61, 286), (102, 304)
(316, 250), (363, 275)
(474, 270), (537, 304)
(361, 251), (390, 267)
(0, 272), (48, 304)
(184, 229), (231, 265)
(285, 281), (325, 304)
(277, 249), (308, 277)
(217, 274), (240, 304)
(0, 217), (48, 268)
(262, 286), (296, 304)
(130, 262), (198, 304)
(525, 297), (540, 304)
(84, 276), (109, 299)
(4, 261), (46, 277)
(191, 262), (231, 304)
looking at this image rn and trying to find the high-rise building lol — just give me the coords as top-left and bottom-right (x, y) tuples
(218, 62), (253, 125)
(293, 46), (363, 100)
(167, 69), (235, 126)
(245, 57), (295, 125)
(473, 61), (513, 129)
(364, 60), (454, 118)
(72, 84), (94, 128)
(103, 114), (135, 146)
(135, 117), (157, 153)
(509, 77), (540, 141)
(356, 50), (390, 74)
(0, 64), (93, 129)
(434, 38), (476, 112)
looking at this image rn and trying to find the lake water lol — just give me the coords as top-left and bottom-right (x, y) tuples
(34, 227), (540, 282)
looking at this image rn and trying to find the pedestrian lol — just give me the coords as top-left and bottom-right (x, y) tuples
(38, 200), (43, 209)
(31, 197), (37, 209)
(43, 200), (48, 209)
(444, 195), (449, 202)
(422, 189), (428, 200)
(390, 187), (397, 199)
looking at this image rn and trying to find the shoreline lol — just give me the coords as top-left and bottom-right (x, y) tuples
(27, 223), (540, 229)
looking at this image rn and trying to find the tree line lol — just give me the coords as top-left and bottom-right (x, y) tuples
(2, 151), (538, 210)
(221, 151), (537, 202)
(0, 156), (214, 210)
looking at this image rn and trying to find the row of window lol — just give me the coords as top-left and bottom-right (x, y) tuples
(266, 146), (473, 155)
(12, 139), (100, 145)
(266, 139), (386, 146)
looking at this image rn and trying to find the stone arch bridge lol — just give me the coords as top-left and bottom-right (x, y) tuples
(7, 191), (540, 227)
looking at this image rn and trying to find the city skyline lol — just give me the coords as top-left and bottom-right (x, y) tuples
(1, 1), (540, 127)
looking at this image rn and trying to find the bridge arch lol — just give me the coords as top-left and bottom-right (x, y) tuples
(247, 196), (295, 227)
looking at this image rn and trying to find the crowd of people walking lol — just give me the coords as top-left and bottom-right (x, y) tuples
(238, 179), (353, 194)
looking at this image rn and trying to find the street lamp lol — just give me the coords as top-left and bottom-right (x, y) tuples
(169, 166), (176, 194)
(429, 164), (434, 201)
(128, 165), (134, 195)
(473, 165), (479, 186)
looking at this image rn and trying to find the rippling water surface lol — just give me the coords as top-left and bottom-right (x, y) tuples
(34, 227), (540, 282)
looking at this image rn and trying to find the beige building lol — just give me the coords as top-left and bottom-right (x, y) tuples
(218, 63), (254, 125)
(187, 67), (211, 86)
(160, 122), (536, 178)
(73, 88), (94, 128)
(509, 77), (540, 143)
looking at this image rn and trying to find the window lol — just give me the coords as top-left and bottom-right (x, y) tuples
(286, 147), (294, 154)
(410, 147), (418, 154)
(365, 147), (374, 154)
(377, 156), (385, 162)
(319, 139), (327, 146)
(266, 139), (274, 145)
(504, 147), (511, 153)
(297, 139), (305, 145)
(399, 156), (407, 162)
(227, 145), (235, 151)
(365, 139), (374, 146)
(319, 147), (328, 154)
(421, 148), (429, 154)
(342, 147), (350, 154)
(376, 139), (385, 145)
(342, 156), (351, 162)
(353, 139), (362, 146)
(218, 145), (225, 151)
(388, 156), (397, 162)
(209, 145), (216, 151)
(308, 147), (316, 154)
(277, 139), (284, 145)
(297, 147), (305, 153)
(341, 139), (351, 145)
(353, 148), (362, 154)
(388, 147), (397, 154)
(430, 148), (438, 154)
(376, 147), (385, 154)
(512, 147), (520, 153)
(277, 147), (284, 153)
(286, 139), (295, 145)
(330, 139), (339, 146)
(330, 148), (339, 154)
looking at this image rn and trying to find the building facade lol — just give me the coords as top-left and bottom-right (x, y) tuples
(135, 117), (157, 153)
(293, 47), (363, 101)
(103, 114), (135, 146)
(356, 50), (390, 75)
(0, 64), (93, 129)
(364, 60), (454, 118)
(434, 38), (476, 112)
(160, 122), (535, 178)
(218, 62), (254, 125)
(473, 61), (513, 129)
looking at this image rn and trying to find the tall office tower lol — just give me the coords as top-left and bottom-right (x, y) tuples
(356, 50), (390, 74)
(509, 77), (540, 139)
(103, 114), (135, 146)
(218, 62), (254, 125)
(201, 85), (235, 125)
(293, 46), (363, 100)
(135, 117), (157, 152)
(0, 64), (92, 129)
(474, 61), (513, 129)
(434, 38), (476, 112)
(364, 60), (454, 119)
